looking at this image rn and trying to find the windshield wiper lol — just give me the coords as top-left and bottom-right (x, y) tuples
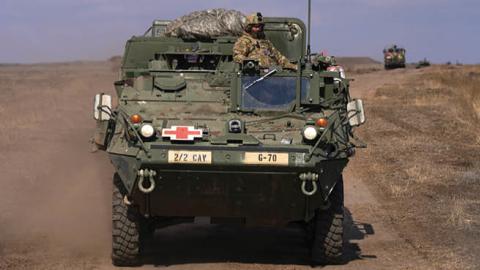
(243, 68), (277, 90)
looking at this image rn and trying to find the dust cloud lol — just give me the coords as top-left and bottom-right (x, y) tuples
(0, 62), (117, 266)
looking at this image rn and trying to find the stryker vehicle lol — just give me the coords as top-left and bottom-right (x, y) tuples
(93, 16), (365, 266)
(383, 44), (406, 69)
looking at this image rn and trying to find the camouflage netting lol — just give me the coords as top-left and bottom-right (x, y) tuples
(164, 9), (246, 39)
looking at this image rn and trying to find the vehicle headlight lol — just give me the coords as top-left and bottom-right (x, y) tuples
(140, 124), (155, 138)
(303, 126), (318, 140)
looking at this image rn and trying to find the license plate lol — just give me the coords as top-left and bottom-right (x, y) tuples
(244, 152), (289, 166)
(168, 150), (212, 164)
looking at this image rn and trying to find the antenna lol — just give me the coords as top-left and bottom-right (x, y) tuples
(307, 0), (312, 63)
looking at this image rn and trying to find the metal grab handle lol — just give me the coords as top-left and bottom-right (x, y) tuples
(262, 133), (276, 141)
(301, 180), (317, 196)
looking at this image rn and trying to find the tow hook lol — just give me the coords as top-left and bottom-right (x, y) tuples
(137, 169), (157, 194)
(299, 172), (319, 196)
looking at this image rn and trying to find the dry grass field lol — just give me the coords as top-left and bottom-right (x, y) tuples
(351, 64), (480, 269)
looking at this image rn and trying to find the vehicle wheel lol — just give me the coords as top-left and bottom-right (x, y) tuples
(112, 173), (142, 266)
(307, 176), (344, 265)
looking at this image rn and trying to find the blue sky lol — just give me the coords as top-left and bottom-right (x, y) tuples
(1, 0), (479, 64)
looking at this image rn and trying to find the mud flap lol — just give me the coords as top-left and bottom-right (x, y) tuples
(317, 160), (347, 201)
(110, 154), (140, 193)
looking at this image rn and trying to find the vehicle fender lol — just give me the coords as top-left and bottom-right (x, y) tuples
(109, 154), (140, 194)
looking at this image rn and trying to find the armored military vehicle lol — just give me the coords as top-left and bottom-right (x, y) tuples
(416, 57), (431, 69)
(383, 44), (406, 69)
(93, 13), (365, 266)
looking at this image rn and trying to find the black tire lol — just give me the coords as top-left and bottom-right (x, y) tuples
(307, 176), (344, 265)
(111, 174), (142, 266)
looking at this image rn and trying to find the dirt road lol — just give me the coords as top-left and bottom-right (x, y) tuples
(0, 61), (477, 269)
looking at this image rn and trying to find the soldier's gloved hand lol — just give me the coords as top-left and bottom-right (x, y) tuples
(286, 62), (298, 71)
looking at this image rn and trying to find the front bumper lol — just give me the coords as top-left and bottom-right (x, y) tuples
(109, 144), (348, 223)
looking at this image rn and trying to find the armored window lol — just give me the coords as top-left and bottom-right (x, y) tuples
(241, 76), (309, 111)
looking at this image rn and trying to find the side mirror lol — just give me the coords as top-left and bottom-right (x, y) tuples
(347, 99), (366, 127)
(94, 93), (112, 121)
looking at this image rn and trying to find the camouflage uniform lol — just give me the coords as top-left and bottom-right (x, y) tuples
(233, 34), (297, 70)
(233, 13), (297, 70)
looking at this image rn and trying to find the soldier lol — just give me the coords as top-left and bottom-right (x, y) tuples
(312, 52), (337, 71)
(233, 12), (297, 71)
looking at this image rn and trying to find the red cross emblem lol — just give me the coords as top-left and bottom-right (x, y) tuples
(161, 126), (203, 141)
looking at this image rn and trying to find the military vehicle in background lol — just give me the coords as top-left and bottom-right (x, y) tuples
(416, 58), (431, 69)
(383, 44), (406, 69)
(93, 9), (365, 266)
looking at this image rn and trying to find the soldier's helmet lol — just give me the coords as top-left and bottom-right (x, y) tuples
(244, 12), (264, 32)
(246, 12), (264, 25)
